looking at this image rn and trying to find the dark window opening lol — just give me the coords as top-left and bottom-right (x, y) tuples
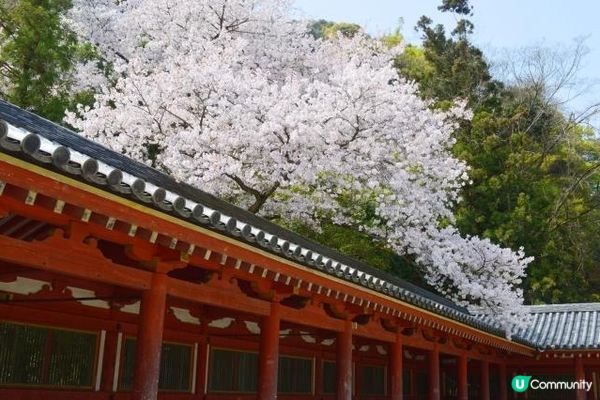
(0, 321), (97, 388)
(417, 371), (428, 396)
(360, 364), (386, 396)
(208, 348), (258, 393)
(322, 360), (336, 394)
(278, 355), (312, 394)
(403, 370), (411, 397)
(120, 338), (192, 392)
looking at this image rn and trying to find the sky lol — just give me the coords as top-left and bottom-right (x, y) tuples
(293, 0), (600, 124)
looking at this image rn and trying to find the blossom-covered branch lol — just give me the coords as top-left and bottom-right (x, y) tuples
(66, 0), (532, 334)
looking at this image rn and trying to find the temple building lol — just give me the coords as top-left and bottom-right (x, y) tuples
(0, 99), (598, 400)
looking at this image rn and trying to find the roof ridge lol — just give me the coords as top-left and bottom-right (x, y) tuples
(0, 100), (465, 310)
(1, 99), (532, 345)
(525, 302), (600, 312)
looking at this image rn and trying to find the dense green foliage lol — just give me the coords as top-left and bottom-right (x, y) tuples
(1, 0), (598, 304)
(285, 220), (428, 286)
(308, 20), (362, 39)
(396, 0), (600, 303)
(307, 1), (600, 303)
(0, 0), (92, 122)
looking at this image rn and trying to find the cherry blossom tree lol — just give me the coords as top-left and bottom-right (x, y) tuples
(66, 0), (532, 334)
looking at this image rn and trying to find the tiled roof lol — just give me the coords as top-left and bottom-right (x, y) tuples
(518, 303), (600, 350)
(3, 100), (600, 351)
(0, 100), (513, 340)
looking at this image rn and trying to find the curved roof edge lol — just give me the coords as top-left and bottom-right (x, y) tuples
(0, 100), (544, 348)
(519, 303), (600, 350)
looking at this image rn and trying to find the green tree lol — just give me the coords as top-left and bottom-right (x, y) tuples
(397, 1), (495, 105)
(398, 0), (600, 303)
(0, 0), (90, 122)
(308, 20), (362, 39)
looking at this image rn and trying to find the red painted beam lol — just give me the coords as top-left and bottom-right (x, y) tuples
(0, 234), (271, 317)
(0, 234), (150, 290)
(0, 157), (534, 355)
(0, 390), (108, 400)
(166, 277), (270, 316)
(0, 234), (529, 360)
(355, 320), (396, 343)
(279, 304), (345, 332)
(0, 302), (116, 331)
(0, 157), (535, 357)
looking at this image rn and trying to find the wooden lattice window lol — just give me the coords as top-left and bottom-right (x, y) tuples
(207, 348), (258, 393)
(119, 338), (192, 392)
(0, 321), (97, 388)
(359, 364), (386, 396)
(278, 355), (313, 394)
(322, 360), (336, 394)
(416, 371), (428, 396)
(403, 370), (411, 397)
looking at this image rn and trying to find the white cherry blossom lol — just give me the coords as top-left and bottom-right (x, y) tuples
(66, 0), (532, 334)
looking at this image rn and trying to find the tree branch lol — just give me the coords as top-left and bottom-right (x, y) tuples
(225, 174), (280, 214)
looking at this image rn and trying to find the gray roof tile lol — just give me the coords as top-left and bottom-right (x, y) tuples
(522, 304), (600, 350)
(4, 100), (600, 351)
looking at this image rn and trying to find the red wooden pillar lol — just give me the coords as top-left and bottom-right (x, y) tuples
(337, 319), (353, 400)
(575, 357), (586, 400)
(195, 340), (209, 395)
(498, 363), (508, 400)
(258, 301), (281, 400)
(429, 343), (440, 400)
(132, 272), (168, 400)
(100, 329), (118, 393)
(390, 331), (403, 400)
(457, 352), (468, 400)
(315, 353), (324, 396)
(480, 360), (490, 400)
